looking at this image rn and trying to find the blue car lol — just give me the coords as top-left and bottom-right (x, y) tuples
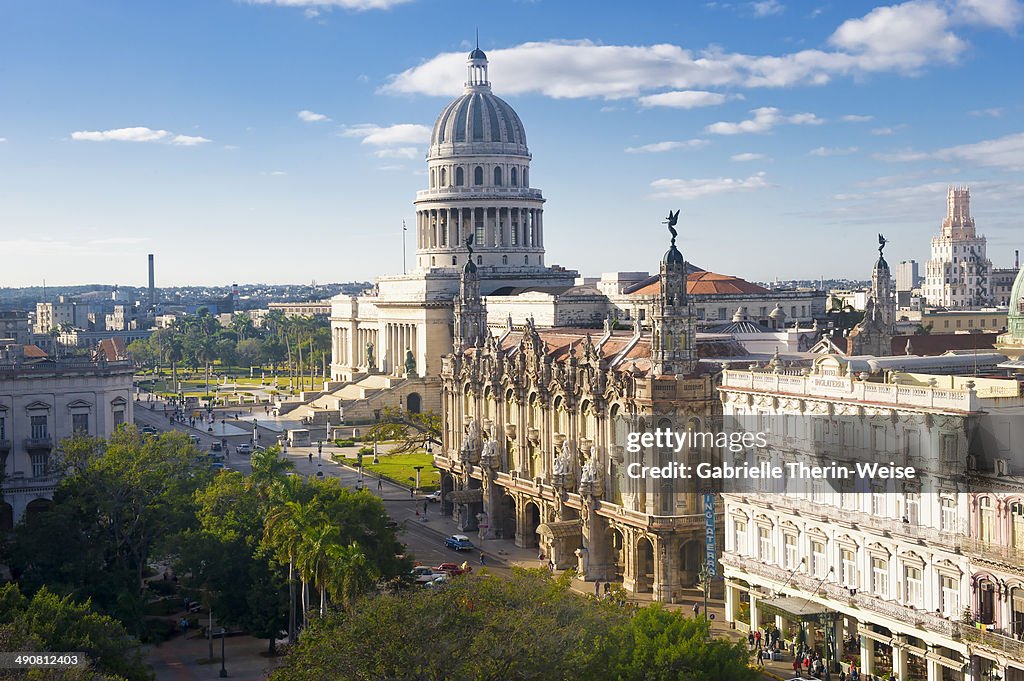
(444, 534), (474, 551)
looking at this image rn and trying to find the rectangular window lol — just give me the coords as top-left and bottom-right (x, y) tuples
(784, 534), (797, 570)
(511, 221), (518, 245)
(905, 566), (923, 607)
(0, 416), (5, 440)
(718, 307), (728, 320)
(30, 415), (48, 439)
(842, 549), (857, 588)
(872, 558), (888, 598)
(812, 541), (827, 578)
(31, 452), (48, 477)
(113, 410), (125, 428)
(871, 484), (886, 517)
(72, 413), (89, 434)
(759, 527), (772, 562)
(474, 220), (484, 246)
(941, 575), (959, 618)
(941, 498), (957, 532)
(734, 520), (747, 555)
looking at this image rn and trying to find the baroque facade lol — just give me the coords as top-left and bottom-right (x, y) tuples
(435, 223), (720, 602)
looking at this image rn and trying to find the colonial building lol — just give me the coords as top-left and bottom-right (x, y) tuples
(0, 343), (134, 529)
(717, 349), (1024, 681)
(435, 222), (718, 602)
(924, 187), (993, 308)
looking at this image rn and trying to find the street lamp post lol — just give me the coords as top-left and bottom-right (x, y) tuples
(219, 628), (228, 677)
(697, 563), (711, 629)
(413, 466), (424, 492)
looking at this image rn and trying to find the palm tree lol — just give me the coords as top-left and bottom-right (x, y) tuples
(296, 519), (341, 618)
(264, 497), (315, 640)
(325, 541), (377, 612)
(248, 447), (295, 501)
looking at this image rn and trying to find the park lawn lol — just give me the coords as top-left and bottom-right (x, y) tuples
(361, 451), (440, 491)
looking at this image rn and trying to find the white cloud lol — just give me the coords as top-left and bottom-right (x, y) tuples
(649, 171), (771, 199)
(373, 147), (420, 159)
(871, 126), (897, 136)
(268, 170), (288, 176)
(841, 114), (874, 122)
(968, 107), (1004, 118)
(340, 123), (431, 146)
(383, 4), (1011, 102)
(874, 132), (1024, 170)
(828, 2), (965, 69)
(70, 126), (210, 146)
(637, 90), (732, 108)
(809, 146), (858, 156)
(705, 107), (822, 134)
(624, 139), (708, 153)
(954, 0), (1023, 30)
(0, 137), (6, 143)
(247, 0), (415, 11)
(731, 152), (765, 161)
(171, 134), (211, 146)
(71, 127), (171, 142)
(751, 0), (784, 17)
(298, 109), (331, 122)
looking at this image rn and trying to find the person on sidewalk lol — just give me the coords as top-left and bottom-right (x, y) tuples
(479, 552), (486, 566)
(692, 603), (700, 618)
(377, 478), (383, 491)
(595, 581), (601, 598)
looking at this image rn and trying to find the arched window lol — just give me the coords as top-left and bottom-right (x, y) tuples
(510, 167), (518, 186)
(431, 256), (436, 266)
(502, 255), (508, 265)
(452, 256), (457, 265)
(523, 169), (528, 186)
(474, 166), (484, 185)
(477, 255), (482, 265)
(524, 255), (529, 264)
(456, 167), (465, 186)
(440, 168), (447, 186)
(979, 496), (995, 543)
(494, 167), (502, 186)
(429, 169), (435, 188)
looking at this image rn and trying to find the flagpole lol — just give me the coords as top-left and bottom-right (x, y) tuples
(402, 220), (408, 274)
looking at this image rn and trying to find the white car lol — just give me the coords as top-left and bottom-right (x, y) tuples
(423, 491), (442, 503)
(410, 566), (439, 584)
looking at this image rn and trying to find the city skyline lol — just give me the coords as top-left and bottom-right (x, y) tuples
(1, 0), (1022, 287)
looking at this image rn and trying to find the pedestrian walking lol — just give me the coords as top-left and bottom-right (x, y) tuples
(410, 487), (414, 499)
(479, 552), (486, 566)
(748, 632), (755, 648)
(754, 629), (762, 649)
(377, 478), (383, 491)
(308, 452), (313, 463)
(692, 602), (700, 618)
(423, 501), (428, 515)
(604, 582), (610, 597)
(595, 581), (601, 598)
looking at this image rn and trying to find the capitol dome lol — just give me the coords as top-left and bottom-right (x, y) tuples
(429, 91), (528, 157)
(414, 46), (546, 273)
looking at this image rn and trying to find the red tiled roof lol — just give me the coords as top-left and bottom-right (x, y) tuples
(22, 344), (48, 358)
(629, 271), (770, 296)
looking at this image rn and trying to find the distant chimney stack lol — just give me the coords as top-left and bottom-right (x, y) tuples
(148, 254), (155, 308)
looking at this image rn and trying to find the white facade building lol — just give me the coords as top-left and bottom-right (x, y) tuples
(718, 355), (1024, 681)
(0, 345), (134, 529)
(925, 187), (993, 308)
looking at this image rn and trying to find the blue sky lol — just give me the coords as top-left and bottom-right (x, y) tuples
(1, 0), (1022, 287)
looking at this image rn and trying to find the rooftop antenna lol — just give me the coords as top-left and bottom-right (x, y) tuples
(476, 27), (479, 50)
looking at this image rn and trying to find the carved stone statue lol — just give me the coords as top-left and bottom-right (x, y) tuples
(365, 341), (375, 367)
(553, 441), (572, 478)
(581, 452), (600, 484)
(404, 348), (416, 376)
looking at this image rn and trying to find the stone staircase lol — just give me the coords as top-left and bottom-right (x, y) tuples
(285, 373), (427, 426)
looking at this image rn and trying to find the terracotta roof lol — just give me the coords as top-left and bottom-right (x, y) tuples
(628, 271), (770, 296)
(22, 344), (48, 358)
(98, 337), (128, 361)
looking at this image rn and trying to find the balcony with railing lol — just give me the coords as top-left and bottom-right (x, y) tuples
(958, 623), (1024, 661)
(961, 537), (1024, 569)
(23, 436), (53, 452)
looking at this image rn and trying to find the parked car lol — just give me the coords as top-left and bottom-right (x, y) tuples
(410, 566), (439, 584)
(424, 574), (449, 587)
(236, 444), (252, 455)
(433, 562), (472, 576)
(444, 534), (474, 551)
(423, 491), (442, 503)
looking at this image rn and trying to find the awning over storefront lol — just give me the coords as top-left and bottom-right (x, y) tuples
(537, 520), (582, 540)
(446, 488), (483, 504)
(759, 597), (837, 623)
